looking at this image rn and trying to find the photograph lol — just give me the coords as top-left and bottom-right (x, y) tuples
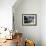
(22, 14), (37, 26)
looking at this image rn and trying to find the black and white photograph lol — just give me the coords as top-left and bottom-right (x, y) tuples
(22, 14), (37, 26)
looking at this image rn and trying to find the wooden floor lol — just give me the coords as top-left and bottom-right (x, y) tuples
(0, 39), (16, 46)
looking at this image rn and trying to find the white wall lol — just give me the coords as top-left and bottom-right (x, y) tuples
(13, 0), (46, 46)
(13, 0), (41, 46)
(41, 0), (46, 46)
(0, 0), (16, 30)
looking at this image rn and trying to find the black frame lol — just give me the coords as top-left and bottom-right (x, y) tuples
(22, 14), (37, 26)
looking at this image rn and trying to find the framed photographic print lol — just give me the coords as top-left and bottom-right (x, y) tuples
(22, 14), (37, 26)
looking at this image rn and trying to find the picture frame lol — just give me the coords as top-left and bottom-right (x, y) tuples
(22, 14), (37, 26)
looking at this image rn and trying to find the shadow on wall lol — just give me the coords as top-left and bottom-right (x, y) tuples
(12, 0), (24, 10)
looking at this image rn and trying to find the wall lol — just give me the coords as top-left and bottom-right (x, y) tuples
(0, 0), (16, 30)
(13, 0), (41, 46)
(41, 0), (46, 46)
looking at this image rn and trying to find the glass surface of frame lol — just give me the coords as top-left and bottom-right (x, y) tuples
(22, 14), (37, 26)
